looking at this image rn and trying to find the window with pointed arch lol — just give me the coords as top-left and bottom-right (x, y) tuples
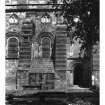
(7, 37), (19, 59)
(42, 37), (51, 58)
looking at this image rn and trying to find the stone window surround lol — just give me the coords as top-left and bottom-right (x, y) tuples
(41, 36), (52, 58)
(6, 37), (19, 58)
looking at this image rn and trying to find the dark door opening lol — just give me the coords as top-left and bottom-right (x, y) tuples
(74, 64), (84, 87)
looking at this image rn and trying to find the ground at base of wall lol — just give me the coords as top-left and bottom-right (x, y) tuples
(6, 89), (99, 105)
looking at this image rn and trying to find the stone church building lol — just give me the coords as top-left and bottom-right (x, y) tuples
(5, 0), (99, 91)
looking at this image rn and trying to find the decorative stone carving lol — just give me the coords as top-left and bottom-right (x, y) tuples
(32, 42), (39, 59)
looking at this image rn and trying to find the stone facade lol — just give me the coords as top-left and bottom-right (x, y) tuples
(5, 2), (99, 91)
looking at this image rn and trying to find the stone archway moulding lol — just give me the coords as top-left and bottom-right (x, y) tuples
(70, 61), (83, 71)
(37, 32), (55, 47)
(6, 32), (21, 38)
(6, 31), (24, 42)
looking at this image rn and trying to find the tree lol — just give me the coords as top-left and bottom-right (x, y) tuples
(51, 0), (99, 58)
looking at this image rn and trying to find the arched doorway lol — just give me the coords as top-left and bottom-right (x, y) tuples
(73, 64), (84, 87)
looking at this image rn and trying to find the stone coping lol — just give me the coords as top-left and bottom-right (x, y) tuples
(6, 87), (93, 97)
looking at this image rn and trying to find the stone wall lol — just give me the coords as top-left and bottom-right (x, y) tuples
(5, 11), (99, 90)
(6, 60), (18, 91)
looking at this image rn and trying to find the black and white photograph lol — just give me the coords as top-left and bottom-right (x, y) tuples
(5, 0), (99, 105)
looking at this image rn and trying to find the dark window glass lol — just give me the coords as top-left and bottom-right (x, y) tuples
(42, 38), (51, 58)
(7, 37), (19, 58)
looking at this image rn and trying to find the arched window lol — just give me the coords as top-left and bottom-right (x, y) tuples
(7, 37), (19, 59)
(42, 37), (51, 58)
